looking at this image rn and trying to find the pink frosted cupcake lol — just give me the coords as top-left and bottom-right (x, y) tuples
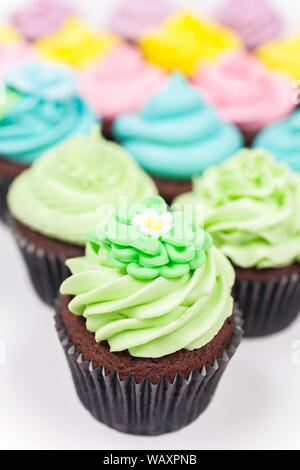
(11, 0), (73, 42)
(78, 44), (167, 138)
(214, 0), (283, 50)
(0, 43), (37, 78)
(108, 0), (172, 43)
(192, 52), (295, 144)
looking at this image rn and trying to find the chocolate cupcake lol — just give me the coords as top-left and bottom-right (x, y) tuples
(175, 149), (300, 337)
(58, 195), (243, 435)
(0, 61), (98, 222)
(7, 127), (157, 306)
(113, 74), (243, 203)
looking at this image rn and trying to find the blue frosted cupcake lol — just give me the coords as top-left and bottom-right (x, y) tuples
(253, 110), (300, 172)
(113, 74), (243, 202)
(0, 61), (98, 221)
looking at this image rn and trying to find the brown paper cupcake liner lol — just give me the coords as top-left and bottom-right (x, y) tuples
(54, 304), (243, 436)
(0, 175), (12, 223)
(233, 273), (300, 337)
(10, 221), (72, 306)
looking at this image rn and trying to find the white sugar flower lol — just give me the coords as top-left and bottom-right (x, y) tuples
(132, 209), (173, 237)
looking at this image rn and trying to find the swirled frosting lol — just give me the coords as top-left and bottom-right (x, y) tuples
(114, 74), (243, 180)
(174, 149), (300, 269)
(90, 195), (212, 280)
(0, 26), (20, 43)
(192, 52), (295, 134)
(36, 18), (118, 68)
(109, 0), (172, 42)
(214, 0), (283, 50)
(60, 201), (234, 358)
(139, 11), (242, 75)
(11, 0), (72, 41)
(256, 34), (300, 80)
(78, 45), (167, 119)
(0, 62), (98, 164)
(253, 110), (300, 172)
(8, 127), (157, 245)
(0, 43), (37, 78)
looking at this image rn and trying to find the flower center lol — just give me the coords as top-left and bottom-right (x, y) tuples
(145, 217), (163, 231)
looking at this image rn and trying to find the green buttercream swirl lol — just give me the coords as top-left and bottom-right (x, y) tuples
(174, 149), (300, 269)
(60, 241), (234, 358)
(8, 127), (157, 245)
(89, 195), (213, 280)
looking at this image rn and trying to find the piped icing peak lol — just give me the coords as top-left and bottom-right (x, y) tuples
(60, 193), (234, 358)
(0, 61), (98, 164)
(192, 52), (295, 134)
(8, 126), (157, 245)
(11, 0), (73, 41)
(78, 44), (167, 119)
(109, 0), (172, 42)
(36, 18), (118, 68)
(89, 195), (212, 280)
(140, 11), (242, 75)
(253, 109), (300, 172)
(114, 73), (243, 180)
(175, 149), (300, 269)
(214, 0), (283, 50)
(256, 33), (300, 80)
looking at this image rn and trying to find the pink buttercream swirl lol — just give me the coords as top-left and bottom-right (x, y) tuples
(214, 0), (283, 50)
(108, 0), (172, 42)
(0, 43), (37, 78)
(192, 52), (295, 134)
(78, 45), (167, 120)
(11, 0), (72, 41)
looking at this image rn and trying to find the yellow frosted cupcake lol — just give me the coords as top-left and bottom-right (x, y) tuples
(257, 34), (300, 80)
(0, 26), (21, 43)
(36, 18), (118, 68)
(140, 11), (242, 75)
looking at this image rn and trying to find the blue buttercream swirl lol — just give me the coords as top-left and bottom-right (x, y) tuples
(0, 62), (99, 164)
(253, 110), (300, 172)
(113, 74), (243, 180)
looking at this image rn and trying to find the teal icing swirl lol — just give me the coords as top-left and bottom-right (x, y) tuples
(113, 73), (243, 180)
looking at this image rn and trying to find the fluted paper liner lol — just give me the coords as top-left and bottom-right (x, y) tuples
(55, 304), (243, 436)
(10, 219), (71, 306)
(233, 272), (300, 337)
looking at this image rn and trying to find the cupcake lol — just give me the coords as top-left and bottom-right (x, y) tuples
(0, 42), (37, 79)
(113, 74), (243, 202)
(11, 0), (73, 42)
(36, 18), (118, 68)
(108, 0), (172, 43)
(58, 195), (243, 435)
(78, 44), (167, 138)
(174, 149), (300, 337)
(0, 61), (98, 221)
(253, 110), (300, 172)
(214, 0), (283, 51)
(0, 26), (21, 43)
(7, 127), (157, 306)
(256, 33), (300, 80)
(139, 11), (242, 76)
(192, 52), (295, 144)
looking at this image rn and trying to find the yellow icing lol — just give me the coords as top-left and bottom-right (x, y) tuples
(36, 18), (118, 68)
(139, 12), (242, 75)
(256, 34), (300, 80)
(0, 26), (21, 43)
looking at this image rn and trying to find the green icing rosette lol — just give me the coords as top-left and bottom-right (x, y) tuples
(61, 196), (234, 358)
(8, 126), (157, 245)
(174, 149), (300, 269)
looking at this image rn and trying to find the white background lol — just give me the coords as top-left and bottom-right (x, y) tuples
(0, 0), (300, 451)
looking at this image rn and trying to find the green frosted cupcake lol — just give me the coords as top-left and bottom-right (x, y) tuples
(57, 195), (243, 435)
(7, 126), (157, 305)
(174, 148), (300, 336)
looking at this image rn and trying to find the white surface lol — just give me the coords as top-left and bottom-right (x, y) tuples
(1, 0), (300, 451)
